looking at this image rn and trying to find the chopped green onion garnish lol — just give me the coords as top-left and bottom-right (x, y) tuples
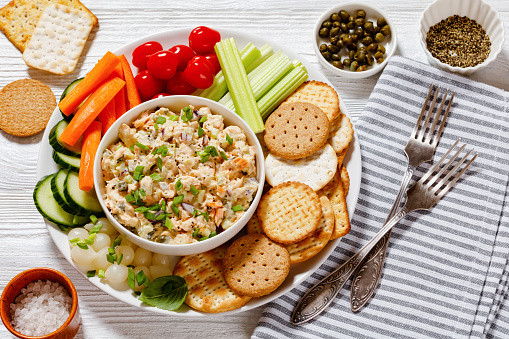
(202, 211), (210, 222)
(133, 165), (145, 181)
(171, 204), (180, 217)
(175, 178), (182, 191)
(161, 200), (167, 211)
(139, 188), (146, 196)
(181, 106), (194, 122)
(90, 215), (98, 224)
(128, 268), (135, 290)
(169, 115), (179, 121)
(117, 253), (124, 265)
(135, 206), (149, 212)
(198, 126), (204, 138)
(155, 212), (166, 221)
(209, 231), (217, 238)
(87, 270), (96, 277)
(199, 116), (208, 123)
(156, 116), (166, 124)
(173, 194), (184, 205)
(135, 142), (150, 151)
(226, 133), (233, 145)
(156, 156), (162, 171)
(200, 154), (210, 163)
(136, 270), (150, 287)
(129, 145), (135, 152)
(220, 151), (228, 160)
(69, 238), (81, 245)
(192, 228), (200, 238)
(113, 236), (122, 247)
(150, 173), (163, 181)
(106, 254), (116, 263)
(232, 205), (243, 212)
(77, 243), (88, 250)
(164, 216), (172, 230)
(198, 236), (208, 241)
(108, 247), (115, 255)
(144, 212), (156, 220)
(98, 269), (105, 278)
(190, 185), (199, 197)
(89, 223), (103, 234)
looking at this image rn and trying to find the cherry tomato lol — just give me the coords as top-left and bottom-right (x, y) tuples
(132, 41), (163, 70)
(203, 53), (221, 74)
(188, 26), (221, 54)
(152, 93), (171, 99)
(166, 71), (196, 95)
(134, 70), (166, 101)
(168, 45), (196, 71)
(183, 56), (215, 89)
(147, 51), (178, 80)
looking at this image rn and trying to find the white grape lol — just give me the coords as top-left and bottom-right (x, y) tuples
(105, 263), (128, 284)
(133, 248), (152, 267)
(67, 228), (88, 243)
(152, 253), (170, 266)
(149, 264), (172, 280)
(94, 247), (113, 271)
(133, 265), (152, 291)
(71, 246), (96, 265)
(91, 233), (111, 252)
(115, 245), (135, 266)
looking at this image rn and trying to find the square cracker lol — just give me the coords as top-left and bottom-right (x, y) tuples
(0, 0), (97, 52)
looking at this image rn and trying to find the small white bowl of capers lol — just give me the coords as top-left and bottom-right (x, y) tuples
(313, 3), (397, 79)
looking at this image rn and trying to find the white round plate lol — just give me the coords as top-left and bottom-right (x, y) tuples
(36, 27), (361, 317)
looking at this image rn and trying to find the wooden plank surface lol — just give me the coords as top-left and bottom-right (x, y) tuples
(0, 0), (507, 338)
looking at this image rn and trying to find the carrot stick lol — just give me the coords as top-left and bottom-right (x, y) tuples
(98, 99), (116, 135)
(120, 54), (141, 109)
(59, 51), (121, 116)
(59, 77), (125, 146)
(79, 120), (102, 192)
(112, 64), (127, 118)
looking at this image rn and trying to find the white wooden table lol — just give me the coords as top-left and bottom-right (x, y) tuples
(0, 0), (507, 338)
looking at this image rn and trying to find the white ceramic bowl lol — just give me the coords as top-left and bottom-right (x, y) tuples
(93, 96), (265, 256)
(313, 2), (397, 79)
(419, 0), (505, 75)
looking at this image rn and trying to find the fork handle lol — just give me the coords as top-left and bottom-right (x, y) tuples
(350, 166), (415, 312)
(291, 207), (409, 325)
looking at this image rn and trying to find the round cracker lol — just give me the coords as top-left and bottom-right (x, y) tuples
(265, 143), (337, 191)
(222, 234), (290, 297)
(173, 245), (251, 313)
(0, 79), (56, 136)
(329, 113), (353, 154)
(257, 182), (321, 244)
(264, 102), (329, 160)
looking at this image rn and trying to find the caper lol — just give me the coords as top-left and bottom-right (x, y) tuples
(319, 44), (328, 53)
(381, 25), (391, 36)
(361, 36), (373, 46)
(367, 43), (378, 52)
(322, 20), (332, 29)
(350, 60), (359, 71)
(354, 51), (366, 63)
(332, 60), (344, 69)
(354, 27), (364, 36)
(350, 34), (359, 44)
(377, 17), (387, 27)
(319, 27), (330, 38)
(347, 21), (355, 30)
(349, 50), (355, 59)
(331, 13), (340, 22)
(366, 54), (374, 66)
(377, 57), (385, 64)
(321, 51), (332, 60)
(374, 32), (385, 43)
(347, 43), (357, 51)
(330, 36), (339, 45)
(328, 44), (340, 54)
(336, 39), (345, 49)
(358, 46), (368, 54)
(374, 26), (381, 34)
(329, 27), (340, 37)
(357, 10), (366, 18)
(339, 33), (348, 40)
(331, 53), (341, 61)
(374, 51), (384, 59)
(364, 21), (374, 34)
(340, 23), (349, 33)
(377, 45), (386, 54)
(355, 17), (365, 26)
(348, 15), (355, 22)
(357, 65), (368, 72)
(342, 36), (352, 46)
(339, 10), (350, 22)
(343, 58), (351, 67)
(332, 21), (341, 27)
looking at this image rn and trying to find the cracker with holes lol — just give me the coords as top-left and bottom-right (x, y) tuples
(264, 102), (329, 160)
(173, 244), (251, 313)
(246, 213), (263, 235)
(328, 176), (351, 240)
(281, 80), (340, 122)
(265, 143), (337, 191)
(222, 234), (290, 297)
(329, 113), (353, 154)
(22, 3), (94, 75)
(0, 0), (97, 52)
(257, 182), (321, 244)
(341, 165), (350, 196)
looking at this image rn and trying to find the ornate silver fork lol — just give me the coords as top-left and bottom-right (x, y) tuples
(350, 84), (455, 312)
(291, 140), (476, 325)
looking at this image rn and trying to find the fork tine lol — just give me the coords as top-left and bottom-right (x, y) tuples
(426, 143), (466, 187)
(430, 148), (471, 194)
(417, 86), (441, 142)
(436, 152), (477, 199)
(410, 84), (434, 139)
(425, 89), (450, 145)
(419, 139), (460, 183)
(432, 91), (455, 148)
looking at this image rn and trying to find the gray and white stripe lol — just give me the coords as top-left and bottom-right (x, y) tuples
(252, 56), (509, 339)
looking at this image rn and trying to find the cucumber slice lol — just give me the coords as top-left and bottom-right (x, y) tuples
(64, 171), (104, 217)
(60, 77), (84, 122)
(52, 150), (80, 172)
(33, 174), (89, 228)
(50, 168), (81, 215)
(49, 120), (82, 157)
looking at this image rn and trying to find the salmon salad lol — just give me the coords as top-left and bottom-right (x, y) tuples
(101, 105), (259, 245)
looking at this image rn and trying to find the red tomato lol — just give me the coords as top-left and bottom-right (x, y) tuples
(183, 56), (215, 89)
(134, 70), (166, 101)
(147, 51), (178, 80)
(152, 93), (171, 99)
(188, 26), (221, 54)
(132, 41), (163, 70)
(166, 71), (196, 95)
(168, 45), (196, 71)
(203, 53), (221, 74)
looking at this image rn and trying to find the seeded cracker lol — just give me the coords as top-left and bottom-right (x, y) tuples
(0, 79), (56, 136)
(22, 4), (94, 75)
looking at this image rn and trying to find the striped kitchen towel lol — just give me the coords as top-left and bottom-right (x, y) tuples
(252, 56), (509, 339)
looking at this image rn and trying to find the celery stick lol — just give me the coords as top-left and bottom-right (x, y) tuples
(244, 44), (273, 73)
(219, 51), (293, 111)
(199, 43), (261, 101)
(215, 38), (264, 133)
(259, 61), (309, 119)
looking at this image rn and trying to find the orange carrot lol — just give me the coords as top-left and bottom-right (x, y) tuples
(98, 99), (116, 135)
(112, 64), (127, 118)
(79, 121), (102, 192)
(120, 54), (141, 109)
(59, 51), (121, 116)
(59, 77), (125, 146)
